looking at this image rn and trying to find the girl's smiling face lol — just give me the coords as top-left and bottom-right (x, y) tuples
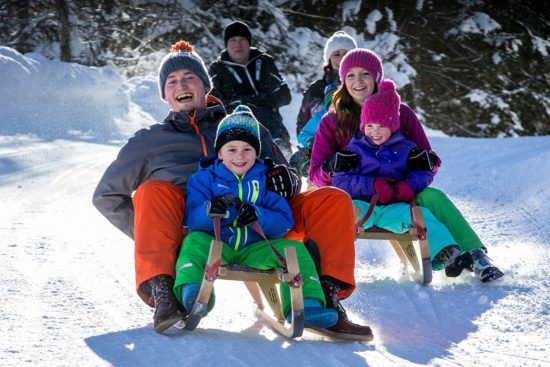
(363, 122), (392, 145)
(217, 140), (256, 176)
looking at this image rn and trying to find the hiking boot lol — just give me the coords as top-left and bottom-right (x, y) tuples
(470, 248), (504, 282)
(327, 301), (373, 337)
(320, 276), (373, 337)
(149, 274), (186, 333)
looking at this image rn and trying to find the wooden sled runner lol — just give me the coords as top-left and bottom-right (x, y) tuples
(183, 217), (305, 338)
(354, 195), (433, 285)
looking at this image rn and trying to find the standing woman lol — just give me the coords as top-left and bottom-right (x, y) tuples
(295, 30), (357, 136)
(309, 48), (503, 279)
(290, 31), (357, 178)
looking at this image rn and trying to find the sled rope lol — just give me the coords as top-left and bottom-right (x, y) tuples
(251, 221), (303, 289)
(354, 193), (378, 233)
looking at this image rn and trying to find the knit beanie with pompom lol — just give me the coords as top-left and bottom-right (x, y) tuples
(158, 40), (211, 100)
(360, 79), (401, 133)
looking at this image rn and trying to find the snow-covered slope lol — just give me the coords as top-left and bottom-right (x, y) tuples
(1, 48), (549, 367)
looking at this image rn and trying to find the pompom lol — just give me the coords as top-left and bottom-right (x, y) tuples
(378, 79), (396, 92)
(170, 40), (193, 53)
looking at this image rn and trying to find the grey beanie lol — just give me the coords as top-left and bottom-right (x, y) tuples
(158, 41), (211, 100)
(323, 31), (358, 65)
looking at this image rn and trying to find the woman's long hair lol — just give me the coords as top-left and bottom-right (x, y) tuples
(331, 82), (378, 144)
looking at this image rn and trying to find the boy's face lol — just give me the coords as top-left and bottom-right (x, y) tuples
(217, 140), (256, 177)
(164, 69), (207, 112)
(344, 66), (376, 106)
(364, 122), (392, 145)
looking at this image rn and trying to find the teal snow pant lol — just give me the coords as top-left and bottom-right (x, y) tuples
(353, 199), (458, 270)
(416, 187), (485, 252)
(174, 231), (325, 316)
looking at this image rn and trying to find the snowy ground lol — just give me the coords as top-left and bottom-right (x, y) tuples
(1, 47), (549, 366)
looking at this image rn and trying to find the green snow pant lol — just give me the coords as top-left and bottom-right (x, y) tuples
(353, 200), (456, 269)
(415, 187), (484, 252)
(173, 231), (325, 316)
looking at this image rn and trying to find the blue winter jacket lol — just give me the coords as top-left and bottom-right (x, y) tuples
(333, 131), (433, 202)
(184, 157), (294, 251)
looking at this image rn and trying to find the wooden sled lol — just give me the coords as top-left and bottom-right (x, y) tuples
(355, 201), (433, 285)
(183, 236), (305, 339)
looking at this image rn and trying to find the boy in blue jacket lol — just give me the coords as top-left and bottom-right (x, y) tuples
(174, 105), (338, 327)
(333, 80), (503, 282)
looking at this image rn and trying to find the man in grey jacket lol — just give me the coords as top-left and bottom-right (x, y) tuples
(93, 40), (372, 339)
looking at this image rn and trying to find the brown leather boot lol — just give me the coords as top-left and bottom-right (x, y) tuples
(328, 302), (373, 337)
(148, 274), (186, 333)
(321, 276), (373, 337)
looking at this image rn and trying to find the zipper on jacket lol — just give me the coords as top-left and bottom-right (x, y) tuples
(188, 110), (209, 157)
(232, 175), (248, 251)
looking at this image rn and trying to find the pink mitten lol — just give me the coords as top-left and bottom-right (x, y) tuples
(393, 181), (415, 202)
(374, 177), (395, 204)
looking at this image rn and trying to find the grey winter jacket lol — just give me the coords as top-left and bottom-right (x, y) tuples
(92, 99), (287, 239)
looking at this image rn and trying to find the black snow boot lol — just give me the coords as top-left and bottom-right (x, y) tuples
(470, 248), (504, 282)
(439, 245), (474, 277)
(320, 276), (373, 337)
(148, 274), (186, 333)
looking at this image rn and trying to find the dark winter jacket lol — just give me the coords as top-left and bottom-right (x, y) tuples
(296, 68), (339, 135)
(333, 131), (433, 201)
(209, 48), (291, 114)
(92, 97), (287, 239)
(185, 158), (293, 251)
(208, 48), (292, 148)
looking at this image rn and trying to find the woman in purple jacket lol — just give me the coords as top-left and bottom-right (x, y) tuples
(334, 80), (503, 278)
(310, 49), (503, 282)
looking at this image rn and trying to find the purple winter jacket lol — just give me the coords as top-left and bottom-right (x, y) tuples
(332, 131), (434, 201)
(309, 104), (432, 188)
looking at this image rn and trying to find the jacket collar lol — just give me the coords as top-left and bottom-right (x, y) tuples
(164, 95), (226, 132)
(219, 48), (263, 66)
(356, 130), (406, 149)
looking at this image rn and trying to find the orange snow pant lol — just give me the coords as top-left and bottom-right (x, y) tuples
(133, 180), (356, 305)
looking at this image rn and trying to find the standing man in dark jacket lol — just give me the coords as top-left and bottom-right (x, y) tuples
(209, 21), (293, 155)
(93, 40), (373, 339)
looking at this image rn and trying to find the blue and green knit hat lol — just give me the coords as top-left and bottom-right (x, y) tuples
(214, 105), (261, 155)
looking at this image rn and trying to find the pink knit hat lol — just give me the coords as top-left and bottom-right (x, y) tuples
(360, 79), (401, 133)
(339, 48), (384, 85)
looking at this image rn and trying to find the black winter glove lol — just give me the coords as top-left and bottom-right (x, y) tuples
(264, 158), (301, 199)
(407, 147), (439, 171)
(236, 203), (258, 227)
(322, 149), (360, 176)
(206, 195), (233, 217)
(289, 146), (312, 178)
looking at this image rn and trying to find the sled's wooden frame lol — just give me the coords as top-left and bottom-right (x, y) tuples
(183, 237), (305, 339)
(355, 205), (433, 285)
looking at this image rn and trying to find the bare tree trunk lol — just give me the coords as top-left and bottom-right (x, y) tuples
(55, 0), (70, 61)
